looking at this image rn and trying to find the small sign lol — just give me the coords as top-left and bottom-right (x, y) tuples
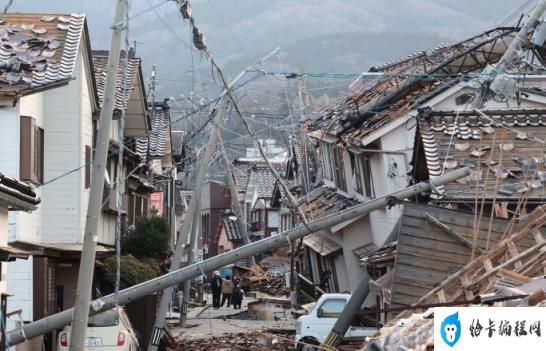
(148, 192), (164, 215)
(435, 307), (545, 350)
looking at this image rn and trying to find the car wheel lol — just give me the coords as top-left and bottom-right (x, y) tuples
(298, 338), (319, 351)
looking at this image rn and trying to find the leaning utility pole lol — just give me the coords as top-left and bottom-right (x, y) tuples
(179, 175), (203, 327)
(472, 0), (546, 107)
(147, 103), (226, 351)
(219, 134), (256, 265)
(209, 55), (310, 307)
(70, 1), (127, 350)
(6, 168), (470, 347)
(320, 276), (370, 349)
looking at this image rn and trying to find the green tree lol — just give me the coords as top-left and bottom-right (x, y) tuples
(121, 214), (170, 260)
(101, 255), (160, 289)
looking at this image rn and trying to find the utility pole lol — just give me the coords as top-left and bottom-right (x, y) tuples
(209, 54), (310, 307)
(70, 1), (127, 350)
(147, 102), (226, 351)
(6, 168), (470, 347)
(146, 46), (273, 347)
(170, 169), (177, 250)
(472, 0), (546, 107)
(320, 276), (370, 349)
(219, 134), (256, 265)
(179, 196), (201, 327)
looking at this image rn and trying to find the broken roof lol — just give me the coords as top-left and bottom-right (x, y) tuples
(221, 213), (242, 241)
(92, 50), (141, 111)
(0, 172), (40, 211)
(0, 13), (91, 98)
(308, 27), (540, 147)
(297, 186), (360, 221)
(415, 108), (546, 202)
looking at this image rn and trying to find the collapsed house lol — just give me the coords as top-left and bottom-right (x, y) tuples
(296, 25), (546, 304)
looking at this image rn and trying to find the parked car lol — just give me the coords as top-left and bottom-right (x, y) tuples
(295, 293), (377, 351)
(58, 307), (140, 351)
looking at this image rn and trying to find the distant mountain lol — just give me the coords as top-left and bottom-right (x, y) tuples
(11, 0), (529, 97)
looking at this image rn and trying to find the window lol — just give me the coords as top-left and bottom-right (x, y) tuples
(88, 309), (120, 327)
(362, 156), (374, 198)
(317, 299), (346, 318)
(85, 145), (91, 189)
(267, 210), (279, 228)
(349, 153), (375, 198)
(333, 147), (347, 192)
(20, 116), (44, 184)
(321, 142), (334, 181)
(281, 213), (291, 232)
(349, 153), (363, 195)
(251, 210), (261, 224)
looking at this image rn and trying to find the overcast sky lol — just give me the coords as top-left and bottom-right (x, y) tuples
(11, 0), (534, 96)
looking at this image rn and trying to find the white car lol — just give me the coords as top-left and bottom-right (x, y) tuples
(58, 307), (140, 351)
(295, 293), (377, 351)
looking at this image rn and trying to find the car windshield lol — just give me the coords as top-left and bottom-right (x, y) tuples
(87, 309), (119, 327)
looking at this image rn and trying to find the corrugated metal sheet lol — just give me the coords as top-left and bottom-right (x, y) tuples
(389, 202), (533, 308)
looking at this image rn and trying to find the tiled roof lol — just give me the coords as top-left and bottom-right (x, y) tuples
(135, 135), (148, 161)
(0, 171), (40, 211)
(309, 27), (521, 146)
(221, 213), (242, 241)
(248, 164), (284, 198)
(148, 101), (170, 158)
(297, 186), (359, 221)
(232, 162), (252, 193)
(416, 108), (546, 201)
(92, 51), (141, 110)
(0, 13), (87, 96)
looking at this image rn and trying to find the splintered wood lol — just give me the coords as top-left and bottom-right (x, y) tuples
(413, 204), (546, 306)
(235, 265), (289, 296)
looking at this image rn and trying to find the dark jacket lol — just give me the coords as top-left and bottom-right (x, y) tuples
(211, 276), (223, 292)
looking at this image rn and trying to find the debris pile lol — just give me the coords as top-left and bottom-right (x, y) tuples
(170, 332), (292, 351)
(234, 264), (289, 296)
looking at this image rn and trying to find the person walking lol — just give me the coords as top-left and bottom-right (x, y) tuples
(211, 271), (223, 309)
(231, 278), (243, 309)
(221, 275), (234, 308)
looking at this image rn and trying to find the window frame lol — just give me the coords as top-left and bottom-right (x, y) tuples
(20, 116), (44, 184)
(332, 147), (347, 192)
(321, 142), (334, 181)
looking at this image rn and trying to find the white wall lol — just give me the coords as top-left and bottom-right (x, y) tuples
(0, 206), (8, 293)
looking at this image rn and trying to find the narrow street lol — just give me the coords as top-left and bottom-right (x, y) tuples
(2, 1), (546, 351)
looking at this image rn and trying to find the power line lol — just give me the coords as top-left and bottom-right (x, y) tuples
(145, 0), (193, 50)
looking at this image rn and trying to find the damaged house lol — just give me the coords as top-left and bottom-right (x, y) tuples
(299, 25), (546, 304)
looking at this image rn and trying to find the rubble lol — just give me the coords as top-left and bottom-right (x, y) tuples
(234, 264), (290, 296)
(169, 331), (293, 351)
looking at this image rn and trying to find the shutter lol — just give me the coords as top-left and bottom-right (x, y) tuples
(85, 145), (91, 188)
(20, 116), (35, 181)
(34, 126), (44, 183)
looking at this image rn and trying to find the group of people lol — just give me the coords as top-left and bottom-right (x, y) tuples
(210, 270), (244, 309)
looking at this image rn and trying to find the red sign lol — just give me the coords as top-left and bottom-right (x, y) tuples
(148, 192), (164, 215)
